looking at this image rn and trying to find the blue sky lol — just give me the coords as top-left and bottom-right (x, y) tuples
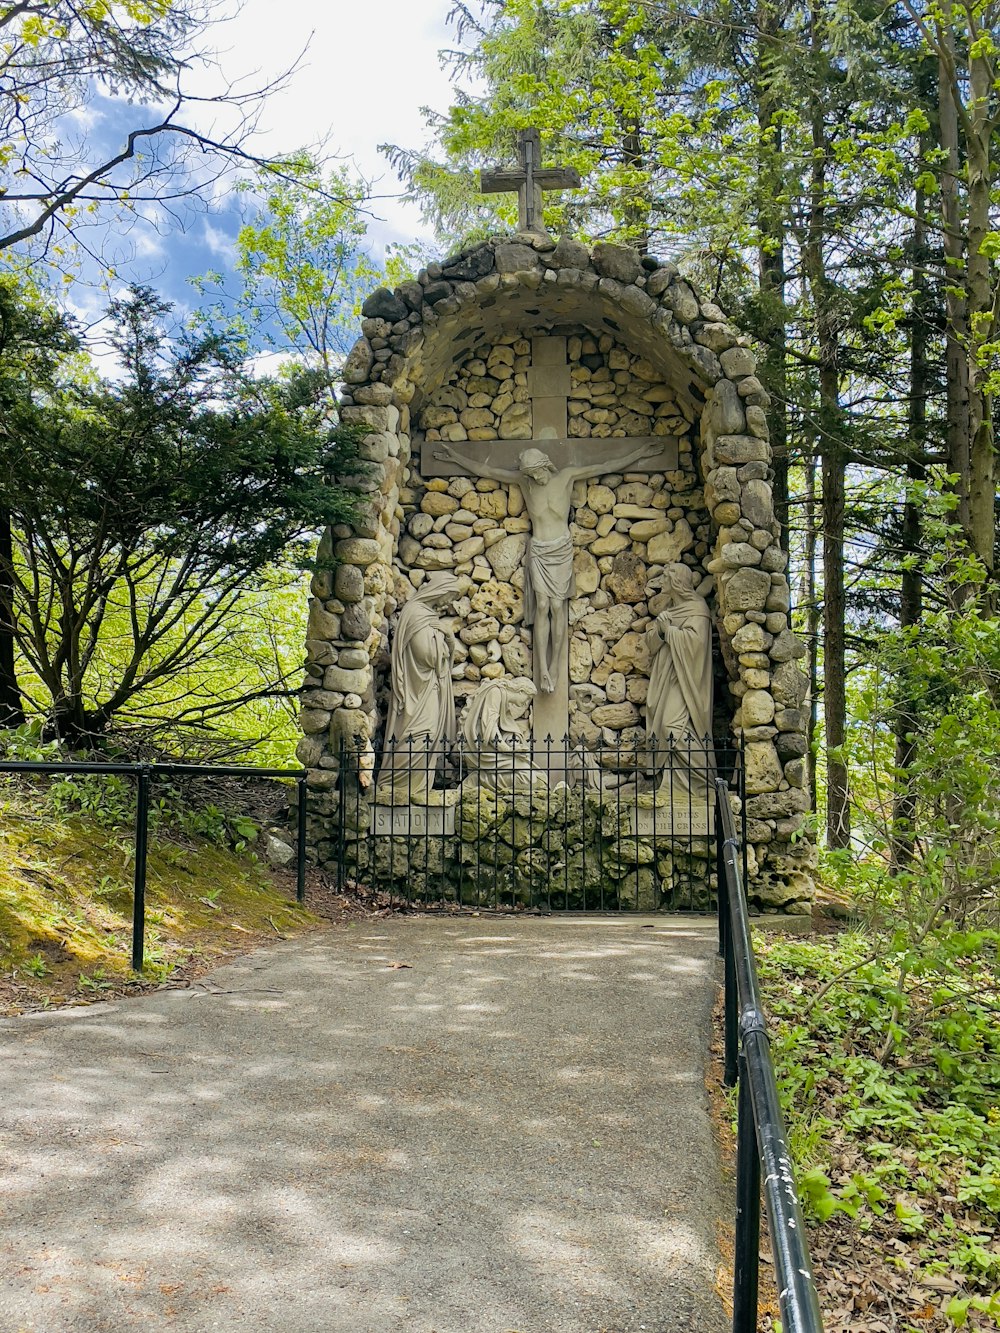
(42, 2), (464, 340)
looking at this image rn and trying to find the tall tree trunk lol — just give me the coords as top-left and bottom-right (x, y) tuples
(821, 399), (849, 850)
(0, 509), (24, 728)
(803, 452), (821, 814)
(756, 3), (790, 541)
(938, 30), (972, 547)
(620, 120), (650, 254)
(616, 29), (651, 254)
(964, 35), (996, 585)
(806, 0), (850, 849)
(892, 172), (930, 867)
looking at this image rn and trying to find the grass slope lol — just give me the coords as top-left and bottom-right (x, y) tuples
(0, 780), (317, 1013)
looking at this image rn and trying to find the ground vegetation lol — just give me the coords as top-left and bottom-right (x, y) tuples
(759, 927), (999, 1332)
(0, 757), (312, 1012)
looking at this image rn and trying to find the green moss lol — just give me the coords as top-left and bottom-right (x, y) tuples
(0, 791), (315, 1008)
(344, 792), (718, 911)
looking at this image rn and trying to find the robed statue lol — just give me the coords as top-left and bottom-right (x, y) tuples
(376, 572), (462, 804)
(645, 564), (716, 803)
(460, 676), (540, 794)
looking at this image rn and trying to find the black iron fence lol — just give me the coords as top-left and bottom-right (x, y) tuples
(716, 776), (824, 1332)
(329, 733), (743, 912)
(0, 760), (307, 971)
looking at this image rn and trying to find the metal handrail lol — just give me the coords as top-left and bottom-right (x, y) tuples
(0, 759), (308, 970)
(716, 776), (824, 1333)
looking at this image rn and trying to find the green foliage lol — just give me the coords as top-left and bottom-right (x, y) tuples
(48, 774), (134, 829)
(758, 928), (1000, 1318)
(385, 0), (694, 247)
(0, 721), (64, 764)
(194, 159), (380, 390)
(846, 560), (1000, 929)
(0, 282), (364, 748)
(41, 768), (264, 853)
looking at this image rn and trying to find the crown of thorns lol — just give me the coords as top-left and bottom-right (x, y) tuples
(517, 448), (556, 472)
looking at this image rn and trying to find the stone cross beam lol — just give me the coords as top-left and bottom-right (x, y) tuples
(420, 335), (680, 480)
(480, 128), (581, 236)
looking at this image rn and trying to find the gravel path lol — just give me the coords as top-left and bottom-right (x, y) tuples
(0, 915), (730, 1332)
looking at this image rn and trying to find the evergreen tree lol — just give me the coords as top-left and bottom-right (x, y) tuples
(0, 285), (362, 747)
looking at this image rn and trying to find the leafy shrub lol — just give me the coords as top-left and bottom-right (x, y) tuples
(758, 928), (1000, 1316)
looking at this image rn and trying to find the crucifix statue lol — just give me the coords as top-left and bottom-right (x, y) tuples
(417, 131), (682, 747)
(434, 440), (652, 694)
(480, 128), (580, 236)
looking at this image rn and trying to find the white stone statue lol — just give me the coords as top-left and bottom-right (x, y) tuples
(460, 676), (541, 794)
(645, 564), (716, 803)
(376, 572), (461, 804)
(433, 441), (651, 693)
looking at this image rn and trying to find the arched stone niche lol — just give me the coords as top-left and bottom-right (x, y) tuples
(299, 234), (814, 910)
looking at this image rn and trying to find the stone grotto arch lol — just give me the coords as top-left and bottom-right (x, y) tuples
(298, 233), (815, 911)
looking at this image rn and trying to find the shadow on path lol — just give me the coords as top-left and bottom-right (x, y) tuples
(0, 916), (729, 1332)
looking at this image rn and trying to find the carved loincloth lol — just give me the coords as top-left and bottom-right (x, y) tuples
(523, 533), (575, 628)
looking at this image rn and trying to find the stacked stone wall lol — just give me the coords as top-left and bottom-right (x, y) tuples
(397, 332), (714, 757)
(341, 786), (716, 913)
(299, 233), (815, 910)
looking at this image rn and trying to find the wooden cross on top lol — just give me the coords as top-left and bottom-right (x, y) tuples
(480, 128), (580, 236)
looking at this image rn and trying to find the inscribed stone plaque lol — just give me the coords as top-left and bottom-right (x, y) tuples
(373, 805), (457, 837)
(628, 805), (714, 838)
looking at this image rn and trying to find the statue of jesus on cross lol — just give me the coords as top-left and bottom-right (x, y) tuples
(433, 440), (652, 693)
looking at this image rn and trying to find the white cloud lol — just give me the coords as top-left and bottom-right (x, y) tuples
(41, 4), (480, 308)
(193, 0), (466, 254)
(133, 230), (167, 260)
(202, 221), (235, 262)
(249, 349), (293, 378)
(63, 104), (101, 131)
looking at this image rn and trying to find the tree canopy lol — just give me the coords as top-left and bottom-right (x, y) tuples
(0, 282), (363, 747)
(0, 0), (300, 256)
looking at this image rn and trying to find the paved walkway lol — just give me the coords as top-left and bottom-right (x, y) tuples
(0, 917), (730, 1332)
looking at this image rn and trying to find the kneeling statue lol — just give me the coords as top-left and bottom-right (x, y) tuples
(461, 676), (542, 795)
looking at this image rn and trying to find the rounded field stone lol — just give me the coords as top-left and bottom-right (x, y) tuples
(335, 538), (381, 567)
(334, 562), (365, 605)
(340, 603), (372, 641)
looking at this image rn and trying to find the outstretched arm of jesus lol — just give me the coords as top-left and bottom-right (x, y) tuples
(565, 439), (655, 483)
(433, 443), (520, 485)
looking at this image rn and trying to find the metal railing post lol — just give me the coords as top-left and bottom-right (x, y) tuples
(336, 738), (346, 891)
(721, 774), (739, 1089)
(733, 1048), (761, 1332)
(740, 731), (748, 890)
(714, 775), (824, 1333)
(296, 775), (307, 903)
(0, 757), (310, 969)
(131, 765), (151, 972)
(717, 783), (727, 957)
(724, 901), (739, 1088)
